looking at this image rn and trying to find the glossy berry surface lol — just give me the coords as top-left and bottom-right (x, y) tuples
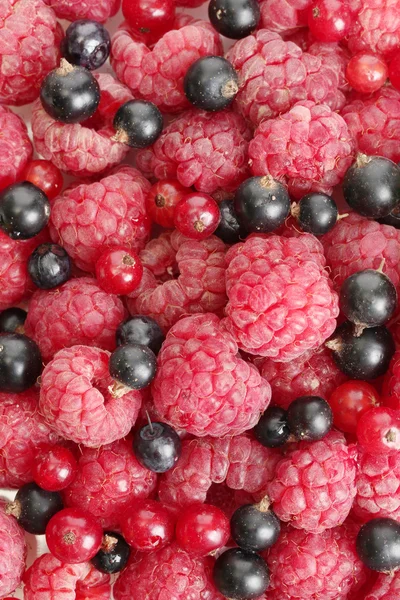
(146, 179), (189, 228)
(133, 421), (181, 473)
(287, 396), (333, 441)
(293, 192), (338, 236)
(113, 100), (163, 148)
(253, 406), (290, 448)
(230, 503), (280, 552)
(174, 193), (220, 240)
(329, 380), (380, 434)
(23, 160), (63, 200)
(28, 243), (72, 290)
(109, 343), (157, 390)
(62, 20), (111, 71)
(46, 508), (103, 564)
(215, 199), (244, 244)
(95, 248), (143, 295)
(208, 0), (260, 39)
(308, 0), (353, 42)
(213, 548), (270, 600)
(0, 182), (50, 240)
(356, 518), (400, 572)
(176, 503), (230, 556)
(0, 333), (42, 393)
(122, 0), (175, 45)
(8, 482), (64, 535)
(346, 53), (389, 94)
(116, 316), (164, 355)
(91, 531), (130, 574)
(121, 499), (175, 552)
(340, 269), (397, 327)
(32, 446), (78, 492)
(234, 176), (290, 234)
(184, 56), (239, 112)
(0, 307), (27, 333)
(389, 51), (400, 91)
(357, 407), (400, 454)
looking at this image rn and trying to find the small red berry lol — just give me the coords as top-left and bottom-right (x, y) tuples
(146, 179), (190, 228)
(346, 52), (389, 94)
(175, 503), (230, 556)
(389, 51), (400, 91)
(120, 499), (175, 552)
(32, 445), (78, 492)
(308, 0), (353, 42)
(174, 193), (220, 240)
(329, 381), (380, 434)
(45, 508), (103, 564)
(95, 247), (143, 295)
(122, 0), (175, 45)
(357, 407), (400, 454)
(23, 160), (63, 200)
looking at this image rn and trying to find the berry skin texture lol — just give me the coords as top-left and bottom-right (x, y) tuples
(122, 0), (175, 45)
(0, 307), (27, 333)
(0, 503), (26, 597)
(184, 56), (239, 112)
(43, 0), (119, 22)
(176, 504), (230, 556)
(146, 179), (190, 228)
(0, 182), (50, 241)
(33, 446), (77, 492)
(345, 0), (400, 60)
(249, 100), (355, 199)
(46, 508), (103, 564)
(116, 316), (164, 355)
(91, 531), (130, 574)
(23, 160), (63, 200)
(293, 192), (338, 236)
(133, 422), (181, 473)
(346, 53), (389, 94)
(95, 248), (143, 296)
(234, 176), (290, 234)
(356, 518), (400, 572)
(0, 333), (42, 393)
(286, 395), (333, 441)
(39, 346), (142, 447)
(152, 313), (271, 437)
(258, 0), (310, 33)
(208, 0), (260, 40)
(0, 106), (32, 191)
(222, 234), (339, 360)
(329, 380), (380, 434)
(62, 20), (111, 71)
(308, 0), (353, 42)
(8, 481), (64, 535)
(174, 193), (220, 240)
(231, 503), (280, 552)
(121, 499), (175, 551)
(113, 100), (164, 149)
(357, 407), (400, 455)
(254, 406), (290, 448)
(365, 572), (400, 600)
(213, 548), (270, 600)
(28, 243), (72, 290)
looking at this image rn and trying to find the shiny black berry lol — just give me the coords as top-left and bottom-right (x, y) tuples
(184, 56), (239, 111)
(356, 518), (400, 572)
(0, 182), (50, 240)
(231, 503), (280, 552)
(208, 0), (260, 39)
(113, 100), (163, 148)
(377, 203), (400, 228)
(0, 333), (42, 393)
(28, 243), (72, 290)
(215, 199), (245, 244)
(109, 343), (157, 390)
(133, 421), (182, 473)
(292, 192), (338, 236)
(213, 548), (270, 600)
(116, 316), (164, 355)
(327, 321), (395, 380)
(234, 176), (290, 234)
(253, 406), (290, 448)
(40, 59), (100, 124)
(287, 396), (333, 441)
(343, 154), (400, 218)
(6, 482), (63, 535)
(91, 531), (130, 574)
(0, 307), (27, 333)
(62, 20), (111, 71)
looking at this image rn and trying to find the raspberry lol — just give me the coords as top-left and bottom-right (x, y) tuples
(222, 234), (339, 360)
(308, 41), (351, 93)
(158, 434), (281, 508)
(365, 572), (400, 600)
(0, 106), (32, 191)
(259, 0), (310, 32)
(110, 15), (222, 114)
(39, 345), (142, 447)
(249, 100), (354, 198)
(0, 503), (26, 597)
(346, 0), (400, 60)
(49, 167), (151, 273)
(268, 431), (357, 532)
(126, 231), (227, 331)
(25, 278), (127, 362)
(0, 0), (62, 106)
(152, 313), (271, 437)
(136, 110), (251, 194)
(43, 0), (119, 22)
(383, 350), (400, 404)
(31, 74), (133, 178)
(64, 438), (157, 529)
(226, 30), (345, 126)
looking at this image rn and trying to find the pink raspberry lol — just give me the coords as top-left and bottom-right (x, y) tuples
(64, 438), (157, 529)
(158, 434), (281, 508)
(383, 350), (400, 405)
(226, 30), (345, 126)
(365, 572), (400, 600)
(0, 106), (32, 191)
(308, 41), (351, 93)
(222, 234), (338, 360)
(39, 345), (142, 447)
(0, 503), (26, 597)
(111, 15), (222, 114)
(136, 109), (251, 194)
(152, 313), (271, 437)
(25, 277), (127, 362)
(249, 100), (354, 198)
(49, 167), (151, 273)
(126, 231), (227, 331)
(259, 0), (310, 33)
(346, 0), (400, 60)
(31, 73), (133, 178)
(43, 0), (119, 22)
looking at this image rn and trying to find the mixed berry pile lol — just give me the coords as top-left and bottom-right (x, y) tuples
(3, 0), (400, 598)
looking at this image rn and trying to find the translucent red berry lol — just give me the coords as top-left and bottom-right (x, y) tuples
(346, 53), (389, 94)
(121, 0), (175, 45)
(120, 499), (175, 552)
(174, 193), (221, 240)
(23, 160), (63, 200)
(308, 0), (353, 42)
(389, 51), (400, 91)
(32, 445), (78, 492)
(175, 503), (230, 556)
(46, 508), (103, 564)
(95, 248), (143, 295)
(146, 179), (190, 228)
(357, 407), (400, 454)
(329, 381), (380, 434)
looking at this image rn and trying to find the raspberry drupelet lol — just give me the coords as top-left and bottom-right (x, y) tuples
(345, 0), (400, 60)
(365, 571), (400, 600)
(259, 0), (311, 33)
(0, 106), (32, 192)
(308, 41), (351, 94)
(0, 503), (26, 597)
(43, 0), (119, 22)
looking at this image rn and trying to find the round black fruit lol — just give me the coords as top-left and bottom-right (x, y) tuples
(378, 204), (400, 228)
(231, 503), (280, 552)
(234, 176), (290, 233)
(215, 199), (245, 244)
(293, 192), (338, 236)
(184, 56), (239, 112)
(0, 333), (42, 393)
(91, 531), (130, 574)
(116, 316), (164, 355)
(7, 482), (63, 535)
(0, 307), (27, 334)
(208, 0), (260, 39)
(62, 19), (111, 70)
(213, 548), (270, 600)
(253, 406), (290, 448)
(113, 100), (163, 148)
(109, 343), (157, 390)
(287, 396), (333, 441)
(0, 182), (50, 240)
(356, 518), (400, 572)
(28, 243), (72, 290)
(133, 421), (182, 473)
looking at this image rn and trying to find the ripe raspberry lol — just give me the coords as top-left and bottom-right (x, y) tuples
(365, 572), (400, 600)
(126, 231), (227, 331)
(0, 106), (32, 191)
(64, 438), (157, 529)
(0, 503), (26, 597)
(136, 109), (251, 194)
(40, 345), (142, 447)
(226, 30), (345, 126)
(43, 0), (119, 22)
(31, 74), (133, 178)
(249, 100), (354, 198)
(346, 0), (400, 60)
(383, 350), (400, 404)
(259, 0), (310, 32)
(308, 41), (351, 93)
(49, 167), (151, 273)
(25, 278), (127, 362)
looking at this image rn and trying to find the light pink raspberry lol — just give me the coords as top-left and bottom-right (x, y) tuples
(346, 0), (400, 60)
(259, 0), (310, 33)
(44, 0), (119, 21)
(308, 41), (351, 93)
(0, 106), (33, 191)
(365, 572), (400, 600)
(0, 503), (26, 597)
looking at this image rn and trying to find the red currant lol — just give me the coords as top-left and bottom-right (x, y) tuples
(389, 51), (400, 91)
(32, 445), (78, 492)
(146, 179), (190, 228)
(45, 508), (103, 563)
(329, 381), (380, 434)
(346, 52), (389, 94)
(23, 160), (63, 200)
(120, 499), (175, 551)
(122, 0), (175, 45)
(357, 407), (400, 454)
(308, 0), (353, 42)
(175, 503), (230, 556)
(174, 193), (221, 240)
(95, 247), (143, 295)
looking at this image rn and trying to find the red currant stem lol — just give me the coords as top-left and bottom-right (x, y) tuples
(337, 212), (349, 221)
(56, 58), (75, 77)
(5, 500), (21, 520)
(111, 129), (130, 145)
(146, 410), (154, 434)
(108, 381), (131, 398)
(102, 533), (119, 553)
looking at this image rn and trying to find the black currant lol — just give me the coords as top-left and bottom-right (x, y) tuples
(234, 176), (290, 233)
(253, 406), (290, 448)
(109, 343), (157, 390)
(184, 56), (239, 112)
(231, 503), (280, 552)
(28, 243), (72, 290)
(292, 192), (339, 236)
(6, 482), (63, 535)
(215, 199), (245, 244)
(62, 19), (111, 71)
(116, 316), (164, 355)
(326, 321), (395, 380)
(113, 100), (163, 148)
(287, 396), (333, 441)
(208, 0), (260, 39)
(133, 421), (181, 473)
(0, 182), (50, 240)
(91, 531), (130, 574)
(0, 333), (42, 393)
(356, 518), (400, 572)
(343, 154), (400, 218)
(0, 307), (27, 334)
(377, 203), (400, 228)
(40, 59), (100, 124)
(213, 548), (270, 600)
